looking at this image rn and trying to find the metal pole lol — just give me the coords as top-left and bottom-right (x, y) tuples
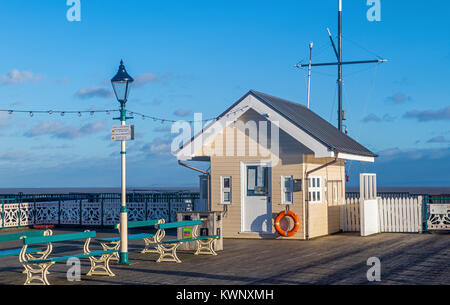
(307, 42), (313, 109)
(119, 101), (129, 264)
(337, 0), (343, 132)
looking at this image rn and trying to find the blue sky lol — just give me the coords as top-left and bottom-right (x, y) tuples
(0, 0), (448, 188)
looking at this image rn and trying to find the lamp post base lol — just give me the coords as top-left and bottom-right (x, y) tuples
(119, 252), (130, 264)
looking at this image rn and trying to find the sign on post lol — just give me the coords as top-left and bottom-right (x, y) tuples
(111, 125), (134, 141)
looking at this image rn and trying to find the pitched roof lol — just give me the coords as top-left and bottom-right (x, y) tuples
(247, 90), (376, 157)
(176, 90), (377, 160)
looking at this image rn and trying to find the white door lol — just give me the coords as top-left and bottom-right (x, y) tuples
(242, 164), (271, 233)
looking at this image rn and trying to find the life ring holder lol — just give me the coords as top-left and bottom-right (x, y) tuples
(274, 209), (300, 237)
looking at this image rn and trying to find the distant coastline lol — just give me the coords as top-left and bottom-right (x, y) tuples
(0, 186), (448, 195)
(346, 186), (450, 195)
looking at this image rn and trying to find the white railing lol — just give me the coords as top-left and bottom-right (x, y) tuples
(379, 196), (423, 233)
(341, 196), (423, 233)
(341, 197), (360, 232)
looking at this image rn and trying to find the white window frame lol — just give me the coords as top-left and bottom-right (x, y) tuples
(220, 176), (232, 204)
(281, 176), (294, 205)
(308, 176), (322, 203)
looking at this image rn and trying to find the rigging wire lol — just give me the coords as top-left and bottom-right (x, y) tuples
(329, 83), (338, 123)
(295, 38), (336, 66)
(344, 62), (380, 175)
(341, 34), (384, 60)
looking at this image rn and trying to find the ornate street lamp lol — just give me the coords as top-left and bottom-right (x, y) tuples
(111, 59), (134, 264)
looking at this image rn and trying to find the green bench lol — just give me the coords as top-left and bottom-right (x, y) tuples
(20, 230), (118, 285)
(156, 220), (220, 263)
(0, 230), (51, 259)
(95, 219), (165, 260)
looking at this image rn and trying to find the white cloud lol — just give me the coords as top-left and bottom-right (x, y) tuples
(173, 109), (193, 117)
(0, 69), (44, 85)
(74, 86), (113, 99)
(141, 137), (173, 156)
(133, 73), (160, 88)
(24, 120), (107, 139)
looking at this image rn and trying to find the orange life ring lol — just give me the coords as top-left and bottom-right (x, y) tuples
(274, 210), (300, 237)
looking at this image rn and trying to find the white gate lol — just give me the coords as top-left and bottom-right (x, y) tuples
(359, 174), (379, 236)
(341, 196), (423, 233)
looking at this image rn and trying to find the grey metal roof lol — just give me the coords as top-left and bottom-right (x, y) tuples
(248, 90), (377, 157)
(177, 89), (377, 158)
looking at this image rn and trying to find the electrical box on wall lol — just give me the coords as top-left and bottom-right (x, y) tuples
(293, 179), (302, 192)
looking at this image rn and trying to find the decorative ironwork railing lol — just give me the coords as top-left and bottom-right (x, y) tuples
(0, 192), (198, 229)
(424, 196), (450, 231)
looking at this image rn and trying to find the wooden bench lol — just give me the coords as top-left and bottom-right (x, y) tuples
(0, 230), (50, 259)
(95, 219), (165, 260)
(20, 230), (118, 285)
(156, 220), (220, 263)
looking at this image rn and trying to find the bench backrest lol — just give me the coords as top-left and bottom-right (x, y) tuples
(0, 230), (46, 242)
(158, 219), (202, 230)
(114, 219), (160, 230)
(23, 231), (96, 245)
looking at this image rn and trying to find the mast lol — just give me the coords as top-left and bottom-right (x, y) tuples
(307, 42), (313, 109)
(338, 0), (343, 132)
(295, 0), (387, 133)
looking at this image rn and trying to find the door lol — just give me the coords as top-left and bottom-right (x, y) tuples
(242, 164), (271, 233)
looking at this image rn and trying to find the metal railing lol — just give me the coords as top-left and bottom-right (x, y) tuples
(424, 196), (450, 232)
(0, 192), (199, 229)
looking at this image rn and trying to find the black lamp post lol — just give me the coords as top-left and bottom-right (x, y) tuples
(111, 59), (134, 264)
(111, 59), (134, 119)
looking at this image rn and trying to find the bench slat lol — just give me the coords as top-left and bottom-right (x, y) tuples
(28, 249), (118, 263)
(160, 235), (219, 244)
(24, 231), (96, 245)
(0, 230), (46, 242)
(96, 233), (155, 243)
(158, 220), (202, 230)
(114, 219), (160, 230)
(0, 247), (43, 258)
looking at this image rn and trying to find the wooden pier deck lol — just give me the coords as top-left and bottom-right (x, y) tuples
(0, 229), (448, 285)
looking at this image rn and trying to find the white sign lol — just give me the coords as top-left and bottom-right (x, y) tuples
(111, 125), (134, 141)
(430, 204), (450, 215)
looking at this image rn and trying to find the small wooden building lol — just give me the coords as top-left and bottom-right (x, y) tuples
(176, 90), (376, 239)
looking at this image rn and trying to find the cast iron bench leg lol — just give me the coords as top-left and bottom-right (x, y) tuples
(24, 262), (55, 285)
(194, 238), (218, 256)
(86, 253), (116, 277)
(156, 243), (182, 263)
(99, 241), (120, 261)
(141, 237), (161, 254)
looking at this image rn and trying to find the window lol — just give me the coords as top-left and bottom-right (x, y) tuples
(281, 176), (294, 204)
(308, 176), (322, 203)
(333, 183), (338, 203)
(247, 166), (268, 196)
(220, 176), (232, 204)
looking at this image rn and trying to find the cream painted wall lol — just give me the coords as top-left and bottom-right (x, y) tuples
(193, 110), (346, 240)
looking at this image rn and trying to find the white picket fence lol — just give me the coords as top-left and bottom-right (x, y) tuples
(341, 196), (423, 233)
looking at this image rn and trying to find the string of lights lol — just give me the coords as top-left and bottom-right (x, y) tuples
(126, 105), (249, 124)
(0, 105), (249, 123)
(0, 109), (119, 117)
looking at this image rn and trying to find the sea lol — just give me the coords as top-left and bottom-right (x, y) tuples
(0, 186), (449, 195)
(0, 187), (199, 195)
